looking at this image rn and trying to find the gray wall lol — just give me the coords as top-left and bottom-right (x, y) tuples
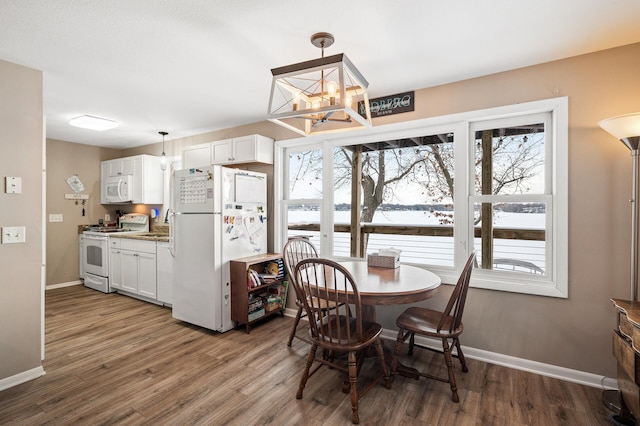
(0, 59), (43, 381)
(45, 139), (121, 285)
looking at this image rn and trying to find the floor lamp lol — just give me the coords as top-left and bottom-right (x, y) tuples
(599, 112), (640, 425)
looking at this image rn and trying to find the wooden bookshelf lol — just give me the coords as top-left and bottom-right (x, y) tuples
(230, 253), (287, 333)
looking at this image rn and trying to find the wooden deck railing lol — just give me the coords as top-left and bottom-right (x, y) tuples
(288, 223), (546, 272)
(289, 222), (544, 240)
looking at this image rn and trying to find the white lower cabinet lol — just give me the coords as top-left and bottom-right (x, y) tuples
(156, 242), (173, 305)
(110, 238), (157, 300)
(110, 249), (122, 290)
(109, 238), (122, 290)
(136, 251), (157, 299)
(79, 235), (85, 279)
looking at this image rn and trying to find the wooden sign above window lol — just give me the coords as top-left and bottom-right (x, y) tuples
(358, 91), (415, 118)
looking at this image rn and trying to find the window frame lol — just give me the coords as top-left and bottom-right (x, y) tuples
(274, 97), (568, 297)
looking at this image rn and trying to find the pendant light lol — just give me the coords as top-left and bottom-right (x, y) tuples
(159, 131), (168, 170)
(267, 32), (372, 136)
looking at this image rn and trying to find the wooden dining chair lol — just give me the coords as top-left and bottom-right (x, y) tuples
(390, 252), (476, 403)
(294, 257), (391, 425)
(283, 237), (319, 346)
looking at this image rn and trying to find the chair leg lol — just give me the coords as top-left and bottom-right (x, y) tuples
(391, 328), (405, 375)
(348, 350), (359, 424)
(374, 338), (391, 389)
(408, 332), (415, 356)
(454, 337), (468, 373)
(287, 306), (304, 347)
(442, 338), (459, 403)
(297, 344), (318, 399)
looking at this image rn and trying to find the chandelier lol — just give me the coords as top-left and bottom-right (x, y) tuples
(267, 32), (372, 136)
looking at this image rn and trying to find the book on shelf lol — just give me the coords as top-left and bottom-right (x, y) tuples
(258, 273), (278, 284)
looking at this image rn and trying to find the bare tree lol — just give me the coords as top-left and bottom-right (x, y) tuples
(289, 130), (544, 227)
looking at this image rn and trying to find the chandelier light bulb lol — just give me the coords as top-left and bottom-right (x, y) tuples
(292, 91), (300, 111)
(327, 81), (338, 105)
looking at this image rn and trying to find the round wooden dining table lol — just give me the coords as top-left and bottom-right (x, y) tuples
(331, 260), (441, 379)
(336, 260), (441, 322)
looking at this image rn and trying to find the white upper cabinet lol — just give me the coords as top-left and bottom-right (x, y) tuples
(182, 143), (211, 169)
(181, 134), (274, 169)
(101, 155), (164, 204)
(107, 157), (135, 176)
(212, 134), (273, 165)
(210, 138), (234, 164)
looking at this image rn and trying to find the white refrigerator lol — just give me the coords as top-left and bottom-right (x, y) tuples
(171, 165), (267, 332)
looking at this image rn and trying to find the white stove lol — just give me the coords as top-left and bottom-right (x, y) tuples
(82, 213), (149, 293)
(83, 213), (150, 236)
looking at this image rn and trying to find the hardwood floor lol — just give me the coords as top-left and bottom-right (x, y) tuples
(0, 285), (613, 425)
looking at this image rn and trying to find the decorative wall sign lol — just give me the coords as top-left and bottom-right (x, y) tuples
(359, 91), (414, 118)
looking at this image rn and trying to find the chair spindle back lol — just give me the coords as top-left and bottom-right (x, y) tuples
(294, 258), (362, 346)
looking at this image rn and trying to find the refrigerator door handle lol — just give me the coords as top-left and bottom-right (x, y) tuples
(169, 209), (176, 257)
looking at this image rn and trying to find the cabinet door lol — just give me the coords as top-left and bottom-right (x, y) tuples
(108, 160), (123, 176)
(183, 143), (212, 169)
(121, 157), (135, 175)
(232, 135), (257, 163)
(120, 250), (138, 293)
(156, 243), (173, 305)
(100, 162), (109, 204)
(211, 139), (233, 164)
(137, 252), (157, 299)
(109, 249), (122, 290)
(79, 236), (85, 279)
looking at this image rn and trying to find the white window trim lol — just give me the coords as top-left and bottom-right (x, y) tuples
(275, 96), (568, 297)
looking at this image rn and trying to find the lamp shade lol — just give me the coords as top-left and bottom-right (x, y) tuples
(599, 112), (640, 150)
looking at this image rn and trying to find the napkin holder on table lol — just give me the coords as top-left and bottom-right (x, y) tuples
(367, 248), (401, 269)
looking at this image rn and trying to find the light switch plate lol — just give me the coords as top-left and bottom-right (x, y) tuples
(2, 226), (26, 244)
(49, 214), (63, 222)
(5, 176), (22, 193)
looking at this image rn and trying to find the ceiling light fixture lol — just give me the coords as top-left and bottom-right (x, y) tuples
(69, 115), (118, 131)
(159, 131), (168, 170)
(267, 32), (372, 136)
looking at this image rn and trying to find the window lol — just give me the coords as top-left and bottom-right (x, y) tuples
(331, 134), (457, 266)
(283, 145), (323, 251)
(277, 97), (568, 297)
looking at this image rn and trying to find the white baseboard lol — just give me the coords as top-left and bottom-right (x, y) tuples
(379, 328), (617, 391)
(0, 366), (45, 392)
(283, 309), (617, 390)
(46, 280), (82, 290)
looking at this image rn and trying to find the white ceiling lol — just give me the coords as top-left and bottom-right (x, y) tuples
(1, 0), (640, 149)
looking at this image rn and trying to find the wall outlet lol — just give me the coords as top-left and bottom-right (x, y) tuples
(105, 214), (111, 222)
(5, 176), (22, 193)
(2, 226), (26, 244)
(49, 214), (63, 222)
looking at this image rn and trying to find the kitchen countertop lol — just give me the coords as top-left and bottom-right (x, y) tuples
(79, 224), (169, 242)
(113, 224), (169, 242)
(110, 233), (169, 242)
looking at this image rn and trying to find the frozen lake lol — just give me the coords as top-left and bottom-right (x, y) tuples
(287, 210), (546, 272)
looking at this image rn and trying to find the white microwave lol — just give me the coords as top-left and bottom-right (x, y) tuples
(104, 175), (132, 203)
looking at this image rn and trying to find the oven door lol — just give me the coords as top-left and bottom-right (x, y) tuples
(83, 234), (109, 277)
